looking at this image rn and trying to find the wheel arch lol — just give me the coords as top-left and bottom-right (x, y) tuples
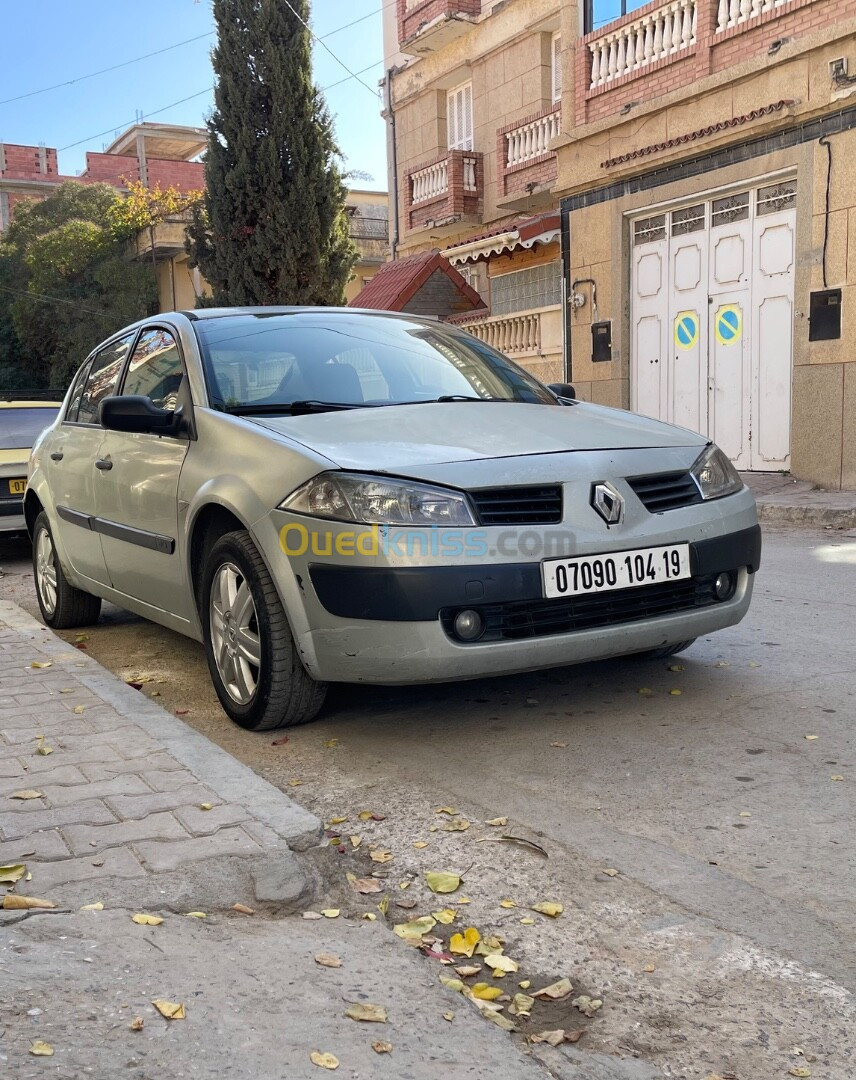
(23, 488), (45, 538)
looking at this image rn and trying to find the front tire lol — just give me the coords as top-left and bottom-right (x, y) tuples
(32, 511), (102, 629)
(201, 530), (327, 730)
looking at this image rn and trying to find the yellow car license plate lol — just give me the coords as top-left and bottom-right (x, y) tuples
(7, 478), (27, 496)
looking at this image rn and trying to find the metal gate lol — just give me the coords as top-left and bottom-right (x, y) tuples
(630, 179), (796, 470)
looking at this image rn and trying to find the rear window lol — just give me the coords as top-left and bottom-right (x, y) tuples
(0, 408), (60, 450)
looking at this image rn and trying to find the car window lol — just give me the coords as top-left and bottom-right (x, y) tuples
(76, 334), (135, 425)
(64, 359), (93, 423)
(121, 328), (184, 411)
(0, 407), (61, 449)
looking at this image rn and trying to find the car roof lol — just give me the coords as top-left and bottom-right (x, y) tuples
(176, 306), (425, 322)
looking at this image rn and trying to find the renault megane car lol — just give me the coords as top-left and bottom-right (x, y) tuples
(25, 308), (760, 730)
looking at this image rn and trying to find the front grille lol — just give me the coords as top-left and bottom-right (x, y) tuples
(628, 471), (702, 512)
(469, 485), (562, 526)
(442, 574), (720, 642)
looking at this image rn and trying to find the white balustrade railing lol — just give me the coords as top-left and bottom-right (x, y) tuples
(588, 0), (697, 89)
(411, 159), (448, 204)
(716, 0), (786, 31)
(459, 312), (542, 354)
(405, 0), (424, 10)
(505, 109), (561, 167)
(462, 155), (477, 191)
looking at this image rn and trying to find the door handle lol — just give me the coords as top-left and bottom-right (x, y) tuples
(50, 452), (64, 461)
(95, 458), (113, 471)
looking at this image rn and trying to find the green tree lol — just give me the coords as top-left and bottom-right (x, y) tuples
(0, 182), (156, 388)
(187, 0), (356, 306)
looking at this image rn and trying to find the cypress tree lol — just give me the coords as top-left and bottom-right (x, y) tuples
(188, 0), (356, 306)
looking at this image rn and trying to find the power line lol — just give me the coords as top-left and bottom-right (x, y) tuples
(0, 282), (110, 319)
(0, 33), (214, 108)
(58, 87), (214, 152)
(281, 0), (380, 100)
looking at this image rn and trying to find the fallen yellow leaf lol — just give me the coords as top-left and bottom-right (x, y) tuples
(485, 817), (508, 826)
(485, 952), (518, 976)
(370, 849), (393, 863)
(399, 880), (410, 890)
(668, 664), (684, 672)
(432, 908), (458, 924)
(132, 913), (164, 926)
(377, 896), (389, 917)
(533, 978), (573, 1001)
(454, 964), (481, 977)
(804, 735), (819, 741)
(484, 1010), (518, 1031)
(669, 689), (682, 696)
(393, 915), (436, 940)
(471, 983), (504, 1001)
(288, 779), (303, 786)
(357, 810), (375, 820)
(349, 835), (362, 849)
(739, 812), (751, 818)
(531, 901), (563, 917)
(199, 803), (213, 811)
(474, 935), (504, 956)
(450, 927), (481, 957)
(73, 704), (86, 714)
(31, 661), (52, 669)
(425, 871), (461, 894)
(518, 980), (531, 990)
(550, 742), (568, 748)
(0, 863), (26, 883)
(435, 806), (457, 815)
(323, 738), (339, 748)
(151, 999), (185, 1020)
(347, 872), (383, 894)
(233, 903), (255, 915)
(440, 975), (465, 992)
(788, 1070), (811, 1078)
(602, 868), (619, 877)
(315, 953), (342, 968)
(443, 1011), (455, 1021)
(372, 1041), (393, 1054)
(520, 917), (535, 925)
(532, 1029), (584, 1046)
(510, 992), (535, 1016)
(412, 841), (428, 849)
(572, 994), (603, 1017)
(129, 1017), (144, 1031)
(35, 736), (53, 756)
(362, 912), (377, 921)
(643, 963), (656, 973)
(345, 1002), (387, 1023)
(321, 908), (340, 918)
(443, 819), (470, 832)
(637, 687), (654, 696)
(327, 816), (348, 826)
(80, 902), (104, 911)
(29, 1040), (54, 1056)
(455, 896), (472, 904)
(2, 895), (55, 910)
(310, 1051), (339, 1070)
(185, 911), (207, 919)
(499, 899), (516, 908)
(9, 790), (43, 800)
(831, 775), (845, 782)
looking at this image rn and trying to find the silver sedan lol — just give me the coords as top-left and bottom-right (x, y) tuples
(26, 308), (760, 729)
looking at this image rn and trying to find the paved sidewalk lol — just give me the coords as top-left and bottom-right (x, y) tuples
(0, 599), (320, 911)
(741, 472), (856, 528)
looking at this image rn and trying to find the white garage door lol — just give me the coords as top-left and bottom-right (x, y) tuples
(630, 180), (796, 471)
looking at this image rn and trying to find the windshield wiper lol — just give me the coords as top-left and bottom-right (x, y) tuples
(227, 400), (362, 416)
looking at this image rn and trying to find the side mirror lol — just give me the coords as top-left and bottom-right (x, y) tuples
(547, 382), (576, 400)
(99, 395), (180, 435)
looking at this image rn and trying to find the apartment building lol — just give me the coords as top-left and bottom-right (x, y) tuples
(381, 0), (566, 383)
(381, 0), (856, 486)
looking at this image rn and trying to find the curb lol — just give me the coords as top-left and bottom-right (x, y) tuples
(0, 600), (323, 854)
(756, 502), (856, 529)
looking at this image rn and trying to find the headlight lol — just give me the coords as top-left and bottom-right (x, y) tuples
(690, 444), (743, 500)
(281, 472), (476, 526)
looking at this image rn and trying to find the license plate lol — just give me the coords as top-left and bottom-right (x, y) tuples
(7, 478), (26, 496)
(542, 543), (691, 599)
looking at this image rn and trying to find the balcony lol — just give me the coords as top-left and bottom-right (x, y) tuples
(497, 106), (561, 209)
(587, 0), (697, 91)
(448, 305), (563, 359)
(398, 0), (481, 55)
(405, 150), (483, 235)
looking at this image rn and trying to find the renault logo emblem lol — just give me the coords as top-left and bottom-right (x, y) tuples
(592, 481), (623, 526)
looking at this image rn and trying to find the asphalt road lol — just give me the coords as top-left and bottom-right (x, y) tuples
(2, 524), (854, 1077)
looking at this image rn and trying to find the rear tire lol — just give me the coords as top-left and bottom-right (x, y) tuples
(634, 638), (696, 660)
(201, 529), (327, 730)
(32, 511), (102, 629)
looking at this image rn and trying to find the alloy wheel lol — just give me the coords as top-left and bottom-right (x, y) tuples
(35, 527), (58, 616)
(209, 562), (262, 705)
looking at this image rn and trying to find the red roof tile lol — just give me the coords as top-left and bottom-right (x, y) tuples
(349, 250), (485, 314)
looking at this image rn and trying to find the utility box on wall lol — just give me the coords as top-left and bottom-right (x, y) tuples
(591, 321), (612, 362)
(809, 289), (842, 341)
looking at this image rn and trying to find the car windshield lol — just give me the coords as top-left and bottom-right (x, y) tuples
(193, 312), (557, 412)
(0, 407), (60, 450)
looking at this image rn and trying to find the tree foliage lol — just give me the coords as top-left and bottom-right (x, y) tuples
(0, 182), (156, 389)
(108, 179), (204, 234)
(186, 0), (356, 306)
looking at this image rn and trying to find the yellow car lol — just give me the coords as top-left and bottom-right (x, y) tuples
(1, 396), (63, 535)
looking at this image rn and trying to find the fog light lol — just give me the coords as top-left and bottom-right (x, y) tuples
(453, 609), (484, 641)
(714, 572), (734, 601)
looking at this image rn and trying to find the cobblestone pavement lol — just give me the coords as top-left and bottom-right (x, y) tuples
(0, 600), (320, 912)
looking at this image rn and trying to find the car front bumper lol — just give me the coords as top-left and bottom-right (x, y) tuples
(256, 468), (761, 685)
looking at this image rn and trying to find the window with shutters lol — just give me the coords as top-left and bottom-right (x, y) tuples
(447, 82), (474, 151)
(551, 33), (562, 103)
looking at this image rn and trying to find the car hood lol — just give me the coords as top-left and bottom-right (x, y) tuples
(252, 401), (706, 472)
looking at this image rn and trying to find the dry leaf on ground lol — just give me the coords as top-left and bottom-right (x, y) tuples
(9, 790), (43, 800)
(152, 999), (185, 1020)
(444, 819), (471, 832)
(572, 994), (603, 1017)
(440, 975), (466, 992)
(310, 1051), (339, 1070)
(412, 841), (428, 849)
(370, 849), (393, 863)
(499, 899), (516, 908)
(362, 912), (377, 921)
(435, 806), (458, 815)
(443, 1011), (455, 1020)
(131, 913), (163, 926)
(471, 983), (504, 1001)
(73, 704), (86, 714)
(602, 868), (619, 877)
(345, 1003), (387, 1023)
(455, 964), (481, 977)
(432, 908), (457, 924)
(327, 816), (348, 826)
(531, 901), (563, 917)
(129, 1017), (144, 1031)
(2, 895), (55, 910)
(788, 1070), (811, 1078)
(485, 953), (518, 976)
(29, 1040), (54, 1056)
(425, 871), (461, 894)
(831, 775), (845, 782)
(531, 1029), (584, 1046)
(804, 735), (819, 741)
(303, 911), (323, 920)
(320, 908), (340, 918)
(347, 873), (383, 895)
(532, 978), (573, 1001)
(80, 902), (104, 911)
(185, 911), (207, 919)
(450, 927), (481, 957)
(510, 993), (535, 1016)
(485, 817), (508, 826)
(372, 1041), (393, 1053)
(393, 915), (436, 940)
(233, 903), (255, 915)
(30, 661), (52, 669)
(349, 835), (362, 849)
(0, 863), (26, 883)
(315, 953), (342, 968)
(35, 736), (53, 756)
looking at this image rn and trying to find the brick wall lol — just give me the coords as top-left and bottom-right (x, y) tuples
(404, 150), (483, 232)
(496, 105), (560, 197)
(81, 154), (204, 192)
(575, 0), (840, 126)
(0, 143), (59, 179)
(397, 0), (480, 46)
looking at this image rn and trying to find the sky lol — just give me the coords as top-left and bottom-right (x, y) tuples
(0, 0), (389, 190)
